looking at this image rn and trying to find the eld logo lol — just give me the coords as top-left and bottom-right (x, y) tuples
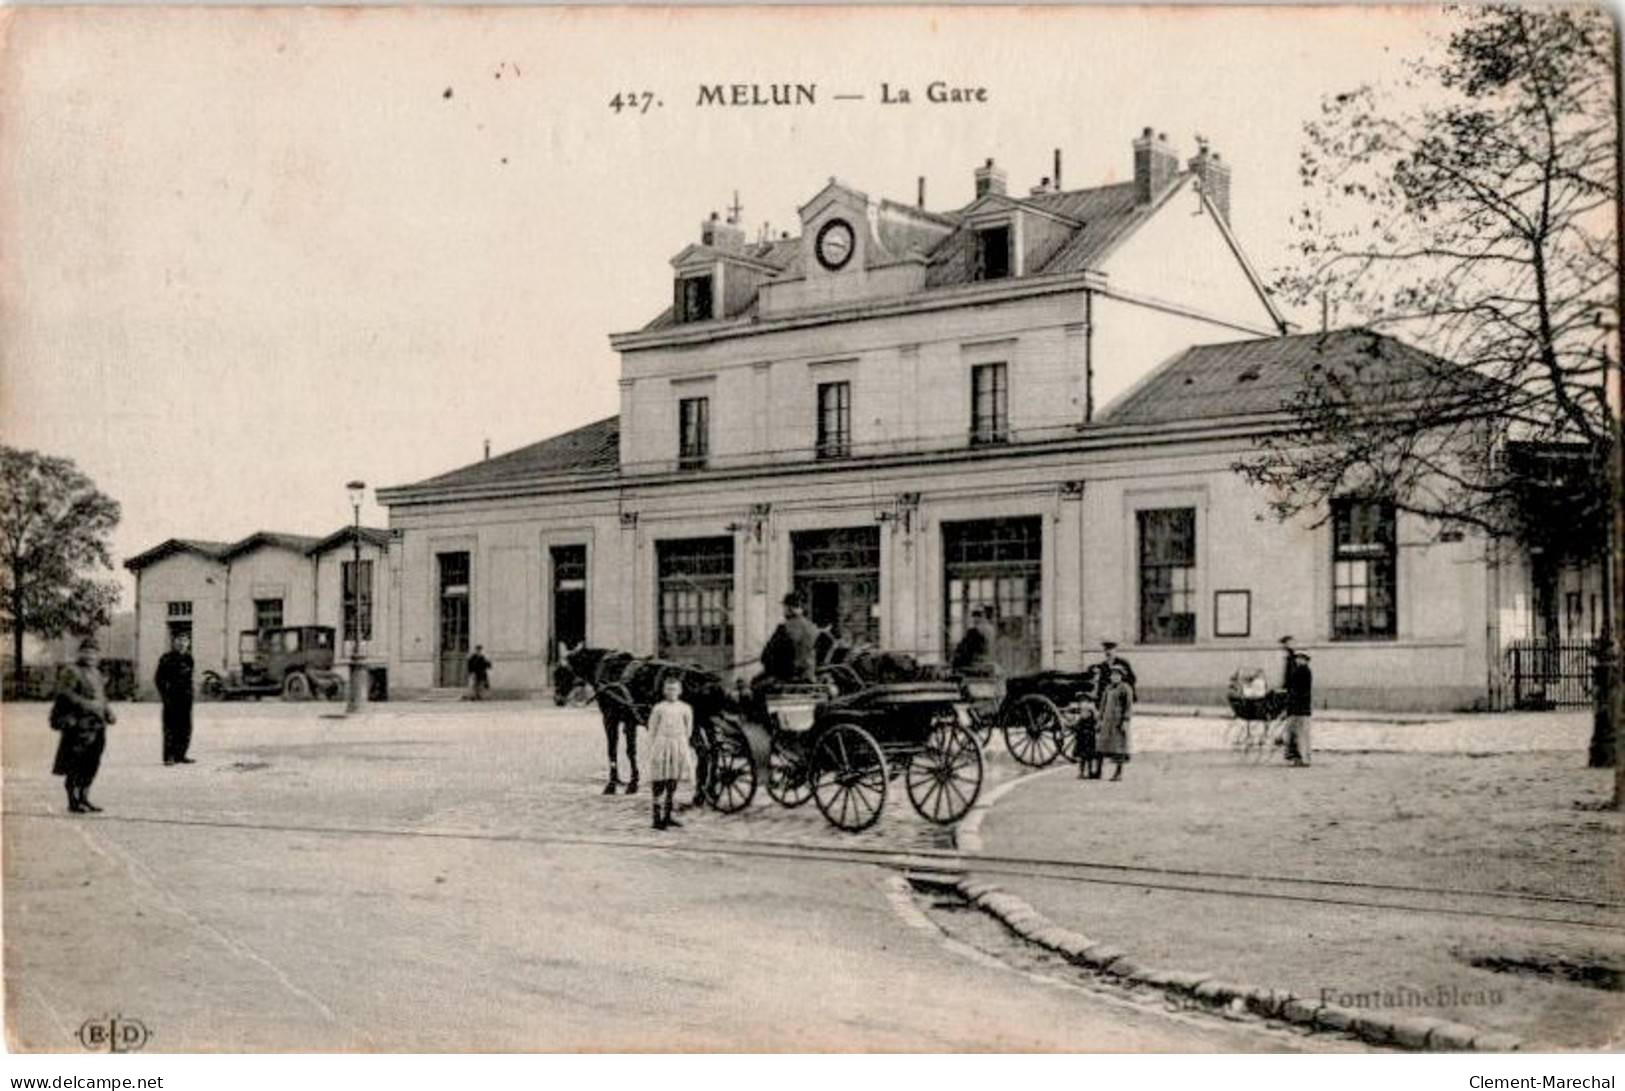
(77, 1015), (151, 1053)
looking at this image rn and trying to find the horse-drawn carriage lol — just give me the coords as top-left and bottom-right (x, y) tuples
(573, 644), (985, 833)
(756, 676), (984, 832)
(585, 654), (759, 812)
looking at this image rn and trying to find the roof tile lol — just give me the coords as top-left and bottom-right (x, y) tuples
(1100, 329), (1484, 427)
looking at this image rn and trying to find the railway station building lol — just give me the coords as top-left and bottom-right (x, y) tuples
(377, 131), (1546, 711)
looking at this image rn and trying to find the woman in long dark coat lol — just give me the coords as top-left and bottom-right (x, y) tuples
(1096, 663), (1133, 782)
(51, 638), (116, 813)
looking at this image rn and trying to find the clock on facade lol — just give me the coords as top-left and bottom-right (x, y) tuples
(815, 218), (856, 271)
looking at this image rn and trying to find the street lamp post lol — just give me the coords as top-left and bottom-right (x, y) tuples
(346, 479), (367, 715)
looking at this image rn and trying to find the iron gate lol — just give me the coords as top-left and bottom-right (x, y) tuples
(1503, 640), (1598, 709)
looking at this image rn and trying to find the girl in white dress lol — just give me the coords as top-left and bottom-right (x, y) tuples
(646, 673), (693, 830)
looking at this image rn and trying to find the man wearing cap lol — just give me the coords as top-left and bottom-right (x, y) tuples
(1100, 640), (1137, 697)
(1284, 649), (1314, 767)
(49, 638), (116, 813)
(155, 631), (196, 765)
(761, 592), (820, 686)
(951, 607), (998, 675)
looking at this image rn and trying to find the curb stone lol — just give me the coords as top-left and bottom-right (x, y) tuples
(1281, 998), (1324, 1026)
(1390, 1015), (1449, 1050)
(949, 774), (1524, 1053)
(1473, 1032), (1523, 1052)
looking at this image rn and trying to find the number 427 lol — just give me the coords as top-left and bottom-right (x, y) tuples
(609, 91), (660, 114)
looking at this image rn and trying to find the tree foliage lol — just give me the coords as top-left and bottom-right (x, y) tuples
(0, 446), (122, 670)
(1242, 5), (1616, 556)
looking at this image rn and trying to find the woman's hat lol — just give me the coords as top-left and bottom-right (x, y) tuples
(77, 636), (100, 653)
(1102, 640), (1119, 651)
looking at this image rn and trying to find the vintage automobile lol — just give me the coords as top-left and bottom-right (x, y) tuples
(199, 626), (346, 701)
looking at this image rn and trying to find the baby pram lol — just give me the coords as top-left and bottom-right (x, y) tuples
(1226, 667), (1289, 761)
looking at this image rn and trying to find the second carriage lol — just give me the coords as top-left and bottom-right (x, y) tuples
(753, 674), (986, 833)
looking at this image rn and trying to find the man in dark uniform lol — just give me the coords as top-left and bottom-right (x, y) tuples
(50, 638), (116, 813)
(155, 632), (196, 765)
(1284, 651), (1314, 767)
(466, 645), (492, 700)
(951, 608), (998, 675)
(760, 592), (820, 685)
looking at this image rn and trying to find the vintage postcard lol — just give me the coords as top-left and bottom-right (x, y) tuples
(1, 2), (1619, 1067)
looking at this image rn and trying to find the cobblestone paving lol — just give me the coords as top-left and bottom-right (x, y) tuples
(2, 700), (1010, 855)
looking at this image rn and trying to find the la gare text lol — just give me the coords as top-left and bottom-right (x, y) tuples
(695, 82), (989, 107)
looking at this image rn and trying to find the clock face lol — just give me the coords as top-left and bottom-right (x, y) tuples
(815, 218), (855, 271)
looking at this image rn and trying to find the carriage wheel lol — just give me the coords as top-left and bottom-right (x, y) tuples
(966, 707), (994, 748)
(1002, 695), (1062, 767)
(766, 736), (814, 808)
(708, 725), (757, 814)
(906, 719), (984, 825)
(810, 723), (888, 832)
(1056, 713), (1085, 765)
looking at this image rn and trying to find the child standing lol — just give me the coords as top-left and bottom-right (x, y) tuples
(1097, 663), (1134, 781)
(646, 672), (693, 830)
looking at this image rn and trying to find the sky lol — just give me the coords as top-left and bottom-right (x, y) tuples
(0, 5), (1455, 602)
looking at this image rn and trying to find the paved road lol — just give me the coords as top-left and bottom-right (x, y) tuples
(5, 700), (1308, 1052)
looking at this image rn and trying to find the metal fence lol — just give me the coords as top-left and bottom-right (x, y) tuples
(1503, 640), (1598, 709)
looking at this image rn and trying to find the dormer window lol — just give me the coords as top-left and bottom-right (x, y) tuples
(675, 274), (714, 324)
(974, 224), (1012, 281)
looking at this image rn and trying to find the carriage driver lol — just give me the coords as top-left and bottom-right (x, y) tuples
(761, 592), (820, 686)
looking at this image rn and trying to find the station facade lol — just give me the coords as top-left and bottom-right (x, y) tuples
(378, 133), (1529, 710)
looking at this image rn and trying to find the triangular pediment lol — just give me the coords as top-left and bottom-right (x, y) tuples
(798, 179), (871, 225)
(960, 192), (1082, 228)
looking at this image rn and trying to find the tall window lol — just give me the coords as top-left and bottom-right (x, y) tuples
(971, 363), (1009, 445)
(1139, 508), (1196, 644)
(679, 396), (710, 470)
(975, 225), (1012, 281)
(675, 274), (714, 324)
(816, 381), (851, 459)
(343, 559), (374, 645)
(254, 598), (284, 633)
(1332, 498), (1397, 639)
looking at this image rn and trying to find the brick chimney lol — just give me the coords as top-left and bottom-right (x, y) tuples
(1132, 127), (1178, 205)
(700, 211), (745, 252)
(1189, 142), (1232, 224)
(974, 157), (1007, 199)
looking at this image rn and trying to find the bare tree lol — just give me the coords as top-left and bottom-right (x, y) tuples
(1237, 7), (1619, 792)
(0, 446), (122, 687)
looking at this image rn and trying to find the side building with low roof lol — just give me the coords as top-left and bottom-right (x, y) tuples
(125, 527), (394, 699)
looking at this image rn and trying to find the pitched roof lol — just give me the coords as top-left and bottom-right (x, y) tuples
(305, 526), (393, 557)
(1100, 328), (1481, 427)
(391, 415), (620, 493)
(218, 531), (323, 562)
(642, 175), (1208, 327)
(124, 538), (232, 572)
